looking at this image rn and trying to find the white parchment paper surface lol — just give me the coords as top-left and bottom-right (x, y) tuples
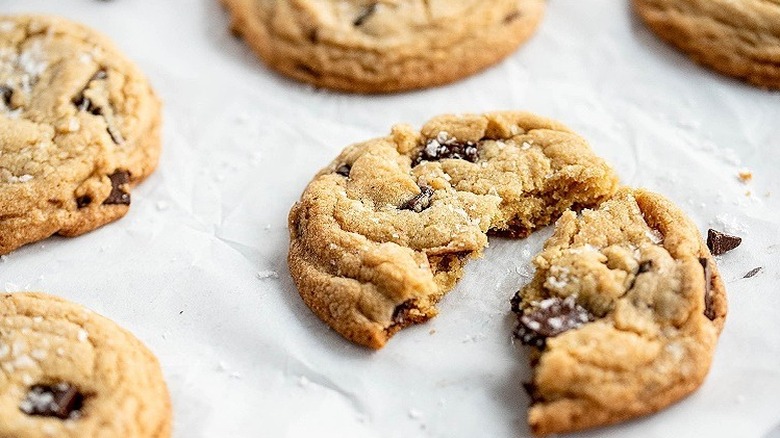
(2, 1), (780, 437)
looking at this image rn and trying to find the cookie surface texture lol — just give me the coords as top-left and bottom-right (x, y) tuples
(511, 188), (727, 436)
(288, 111), (619, 349)
(634, 0), (780, 89)
(0, 15), (162, 255)
(222, 0), (546, 93)
(0, 292), (172, 438)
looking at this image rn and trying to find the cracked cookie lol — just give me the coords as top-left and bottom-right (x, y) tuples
(288, 111), (619, 349)
(634, 0), (780, 89)
(222, 0), (546, 93)
(0, 15), (162, 255)
(0, 292), (171, 437)
(511, 188), (727, 436)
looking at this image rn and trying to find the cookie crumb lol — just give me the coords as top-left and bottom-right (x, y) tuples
(298, 375), (310, 388)
(408, 409), (422, 420)
(737, 170), (753, 183)
(156, 200), (169, 211)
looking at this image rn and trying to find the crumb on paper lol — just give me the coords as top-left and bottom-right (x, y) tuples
(298, 375), (310, 388)
(737, 169), (752, 183)
(408, 409), (422, 420)
(256, 270), (279, 279)
(156, 200), (169, 211)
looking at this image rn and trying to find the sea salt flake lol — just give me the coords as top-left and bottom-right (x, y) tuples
(77, 329), (89, 343)
(256, 270), (279, 279)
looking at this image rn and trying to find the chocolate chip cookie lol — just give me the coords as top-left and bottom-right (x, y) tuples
(511, 188), (727, 435)
(0, 15), (162, 255)
(222, 0), (546, 93)
(0, 292), (171, 437)
(288, 111), (619, 349)
(634, 0), (780, 89)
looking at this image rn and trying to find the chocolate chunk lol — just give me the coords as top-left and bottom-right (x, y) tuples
(414, 135), (479, 165)
(744, 267), (762, 279)
(400, 185), (434, 213)
(700, 258), (715, 320)
(0, 85), (12, 107)
(637, 260), (653, 274)
(103, 170), (131, 205)
(353, 3), (378, 26)
(19, 383), (84, 419)
(514, 296), (593, 348)
(335, 164), (351, 177)
(76, 195), (92, 209)
(707, 229), (741, 256)
(72, 70), (108, 116)
(523, 381), (542, 404)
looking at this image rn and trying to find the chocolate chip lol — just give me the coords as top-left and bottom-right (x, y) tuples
(513, 296), (592, 348)
(0, 85), (13, 107)
(414, 135), (479, 165)
(700, 258), (715, 320)
(744, 267), (762, 279)
(76, 195), (92, 208)
(103, 170), (131, 205)
(353, 3), (377, 26)
(400, 185), (434, 213)
(19, 383), (84, 419)
(707, 229), (741, 256)
(638, 260), (653, 273)
(335, 164), (351, 177)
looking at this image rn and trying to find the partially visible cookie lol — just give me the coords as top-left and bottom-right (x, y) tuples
(0, 292), (171, 438)
(222, 0), (546, 93)
(288, 111), (619, 349)
(511, 188), (727, 436)
(634, 0), (780, 89)
(0, 15), (162, 255)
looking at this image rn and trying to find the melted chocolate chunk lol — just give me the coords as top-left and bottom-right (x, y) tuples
(523, 381), (542, 404)
(19, 383), (84, 419)
(103, 170), (131, 205)
(700, 258), (715, 320)
(707, 229), (741, 256)
(335, 164), (351, 177)
(72, 70), (108, 116)
(0, 85), (13, 107)
(353, 3), (378, 26)
(400, 185), (434, 213)
(76, 195), (92, 209)
(414, 135), (479, 165)
(514, 296), (592, 348)
(744, 267), (762, 279)
(637, 260), (653, 274)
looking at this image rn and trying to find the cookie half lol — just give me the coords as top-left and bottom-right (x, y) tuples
(222, 0), (546, 93)
(0, 15), (162, 255)
(289, 111), (619, 348)
(511, 188), (727, 435)
(0, 292), (171, 438)
(634, 0), (780, 89)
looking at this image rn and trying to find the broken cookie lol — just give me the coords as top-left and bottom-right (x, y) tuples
(288, 111), (619, 348)
(512, 188), (727, 436)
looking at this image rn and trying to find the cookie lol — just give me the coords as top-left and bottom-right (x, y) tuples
(288, 111), (619, 349)
(222, 0), (546, 93)
(0, 15), (162, 255)
(0, 292), (171, 437)
(634, 0), (780, 89)
(511, 188), (727, 436)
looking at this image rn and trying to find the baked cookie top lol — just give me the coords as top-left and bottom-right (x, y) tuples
(0, 292), (171, 438)
(289, 112), (619, 349)
(634, 0), (780, 89)
(0, 15), (162, 255)
(222, 0), (546, 92)
(511, 188), (727, 436)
